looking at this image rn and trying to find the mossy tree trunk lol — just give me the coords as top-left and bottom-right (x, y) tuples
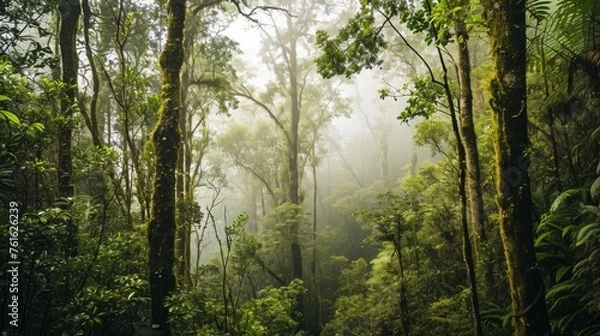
(455, 19), (487, 253)
(58, 0), (80, 258)
(482, 0), (552, 334)
(443, 63), (484, 336)
(147, 0), (185, 334)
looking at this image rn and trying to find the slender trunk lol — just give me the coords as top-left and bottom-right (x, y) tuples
(176, 66), (190, 284)
(81, 0), (103, 147)
(58, 0), (80, 258)
(311, 159), (321, 335)
(123, 137), (133, 228)
(379, 133), (390, 188)
(482, 0), (552, 334)
(289, 41), (300, 206)
(148, 0), (185, 334)
(540, 40), (562, 190)
(456, 20), (487, 253)
(288, 29), (305, 331)
(249, 184), (258, 233)
(548, 107), (562, 189)
(446, 76), (484, 336)
(393, 231), (410, 336)
(425, 1), (482, 331)
(561, 122), (580, 187)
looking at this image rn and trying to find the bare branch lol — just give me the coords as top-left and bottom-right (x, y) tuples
(233, 85), (292, 145)
(192, 0), (224, 15)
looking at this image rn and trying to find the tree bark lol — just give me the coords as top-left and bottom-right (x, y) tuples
(482, 0), (552, 334)
(80, 0), (103, 147)
(444, 66), (484, 336)
(455, 20), (487, 251)
(58, 0), (80, 257)
(310, 156), (321, 335)
(286, 16), (305, 331)
(148, 0), (185, 334)
(176, 60), (191, 285)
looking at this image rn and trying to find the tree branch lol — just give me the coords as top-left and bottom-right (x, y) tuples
(234, 85), (292, 145)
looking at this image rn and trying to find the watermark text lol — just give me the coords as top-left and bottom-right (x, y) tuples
(7, 201), (20, 328)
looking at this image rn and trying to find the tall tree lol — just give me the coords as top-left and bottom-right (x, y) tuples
(58, 0), (80, 257)
(481, 0), (552, 334)
(453, 1), (487, 247)
(147, 0), (185, 333)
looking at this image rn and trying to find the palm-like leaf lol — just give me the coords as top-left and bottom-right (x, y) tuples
(536, 180), (600, 334)
(546, 0), (600, 57)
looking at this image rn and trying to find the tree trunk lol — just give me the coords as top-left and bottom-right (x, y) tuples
(148, 0), (185, 334)
(456, 20), (487, 252)
(392, 229), (410, 336)
(482, 0), (552, 334)
(176, 63), (191, 285)
(287, 25), (305, 331)
(310, 157), (321, 335)
(445, 73), (484, 336)
(80, 0), (103, 147)
(58, 0), (80, 258)
(424, 1), (483, 330)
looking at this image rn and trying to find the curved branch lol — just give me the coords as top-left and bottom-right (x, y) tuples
(254, 255), (287, 286)
(377, 9), (442, 88)
(233, 158), (278, 202)
(234, 86), (291, 145)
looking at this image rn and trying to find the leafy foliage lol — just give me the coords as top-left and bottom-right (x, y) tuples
(0, 0), (57, 69)
(536, 178), (600, 335)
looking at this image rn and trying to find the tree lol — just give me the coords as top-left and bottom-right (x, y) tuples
(58, 0), (80, 258)
(147, 0), (185, 333)
(452, 0), (487, 247)
(481, 0), (552, 334)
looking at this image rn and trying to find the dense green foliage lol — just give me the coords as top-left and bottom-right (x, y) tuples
(0, 0), (599, 335)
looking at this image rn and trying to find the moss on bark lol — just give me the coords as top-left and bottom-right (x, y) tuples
(482, 0), (551, 334)
(147, 0), (186, 334)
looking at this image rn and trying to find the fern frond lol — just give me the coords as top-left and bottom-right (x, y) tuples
(542, 0), (600, 60)
(527, 0), (552, 23)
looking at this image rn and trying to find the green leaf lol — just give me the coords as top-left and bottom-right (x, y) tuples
(555, 265), (571, 282)
(0, 110), (20, 124)
(576, 223), (599, 246)
(550, 189), (582, 212)
(590, 176), (600, 201)
(535, 231), (553, 245)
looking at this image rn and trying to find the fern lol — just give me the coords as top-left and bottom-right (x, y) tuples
(527, 0), (552, 23)
(546, 0), (600, 57)
(536, 180), (600, 334)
